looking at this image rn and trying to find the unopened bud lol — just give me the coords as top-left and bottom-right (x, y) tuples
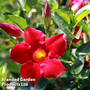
(44, 1), (51, 18)
(0, 23), (24, 38)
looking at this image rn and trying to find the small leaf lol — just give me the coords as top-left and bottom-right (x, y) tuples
(26, 0), (41, 8)
(8, 15), (28, 29)
(53, 9), (70, 24)
(34, 77), (48, 90)
(52, 13), (75, 40)
(76, 42), (90, 57)
(75, 9), (90, 25)
(77, 68), (89, 79)
(77, 21), (90, 34)
(7, 61), (20, 74)
(70, 58), (84, 74)
(75, 5), (90, 25)
(75, 26), (82, 39)
(18, 0), (26, 8)
(75, 5), (90, 17)
(3, 12), (13, 15)
(47, 0), (57, 4)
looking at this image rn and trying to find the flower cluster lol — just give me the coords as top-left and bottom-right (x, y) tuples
(0, 23), (67, 86)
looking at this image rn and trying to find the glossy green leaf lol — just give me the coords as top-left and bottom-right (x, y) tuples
(77, 21), (90, 34)
(49, 4), (58, 10)
(77, 68), (89, 79)
(53, 9), (70, 24)
(75, 26), (82, 39)
(0, 29), (10, 38)
(26, 0), (41, 8)
(75, 5), (90, 17)
(7, 61), (20, 74)
(76, 42), (90, 57)
(0, 64), (7, 86)
(52, 13), (75, 40)
(75, 5), (90, 25)
(34, 77), (48, 90)
(18, 0), (26, 8)
(8, 15), (28, 29)
(47, 0), (57, 4)
(70, 58), (84, 74)
(75, 9), (90, 25)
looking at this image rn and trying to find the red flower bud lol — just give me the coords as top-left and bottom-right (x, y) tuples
(44, 1), (51, 18)
(0, 23), (24, 38)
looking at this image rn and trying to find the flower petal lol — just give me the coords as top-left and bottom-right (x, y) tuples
(9, 42), (32, 64)
(20, 61), (41, 86)
(40, 57), (67, 78)
(0, 23), (24, 37)
(24, 27), (45, 51)
(45, 34), (65, 58)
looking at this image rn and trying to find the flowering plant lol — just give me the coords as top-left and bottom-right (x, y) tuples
(0, 0), (90, 90)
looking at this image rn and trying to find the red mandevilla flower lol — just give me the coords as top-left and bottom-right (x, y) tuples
(9, 27), (67, 86)
(0, 23), (24, 38)
(70, 0), (89, 12)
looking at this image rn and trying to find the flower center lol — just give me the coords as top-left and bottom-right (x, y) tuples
(33, 48), (47, 63)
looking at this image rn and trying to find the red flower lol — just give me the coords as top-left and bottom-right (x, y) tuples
(9, 27), (67, 86)
(70, 0), (89, 12)
(0, 23), (24, 38)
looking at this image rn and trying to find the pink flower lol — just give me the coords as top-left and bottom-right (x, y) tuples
(84, 58), (90, 66)
(70, 0), (89, 12)
(0, 23), (24, 38)
(9, 27), (67, 86)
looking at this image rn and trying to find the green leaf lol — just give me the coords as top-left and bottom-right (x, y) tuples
(0, 64), (7, 86)
(75, 9), (90, 25)
(75, 5), (90, 25)
(77, 68), (89, 79)
(77, 21), (90, 34)
(75, 5), (90, 17)
(52, 13), (75, 40)
(8, 15), (28, 29)
(0, 28), (10, 38)
(49, 4), (58, 10)
(26, 0), (41, 8)
(70, 58), (84, 74)
(18, 0), (26, 8)
(47, 0), (57, 4)
(7, 61), (20, 74)
(76, 42), (90, 57)
(75, 26), (82, 39)
(3, 12), (13, 15)
(34, 77), (48, 90)
(53, 9), (70, 24)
